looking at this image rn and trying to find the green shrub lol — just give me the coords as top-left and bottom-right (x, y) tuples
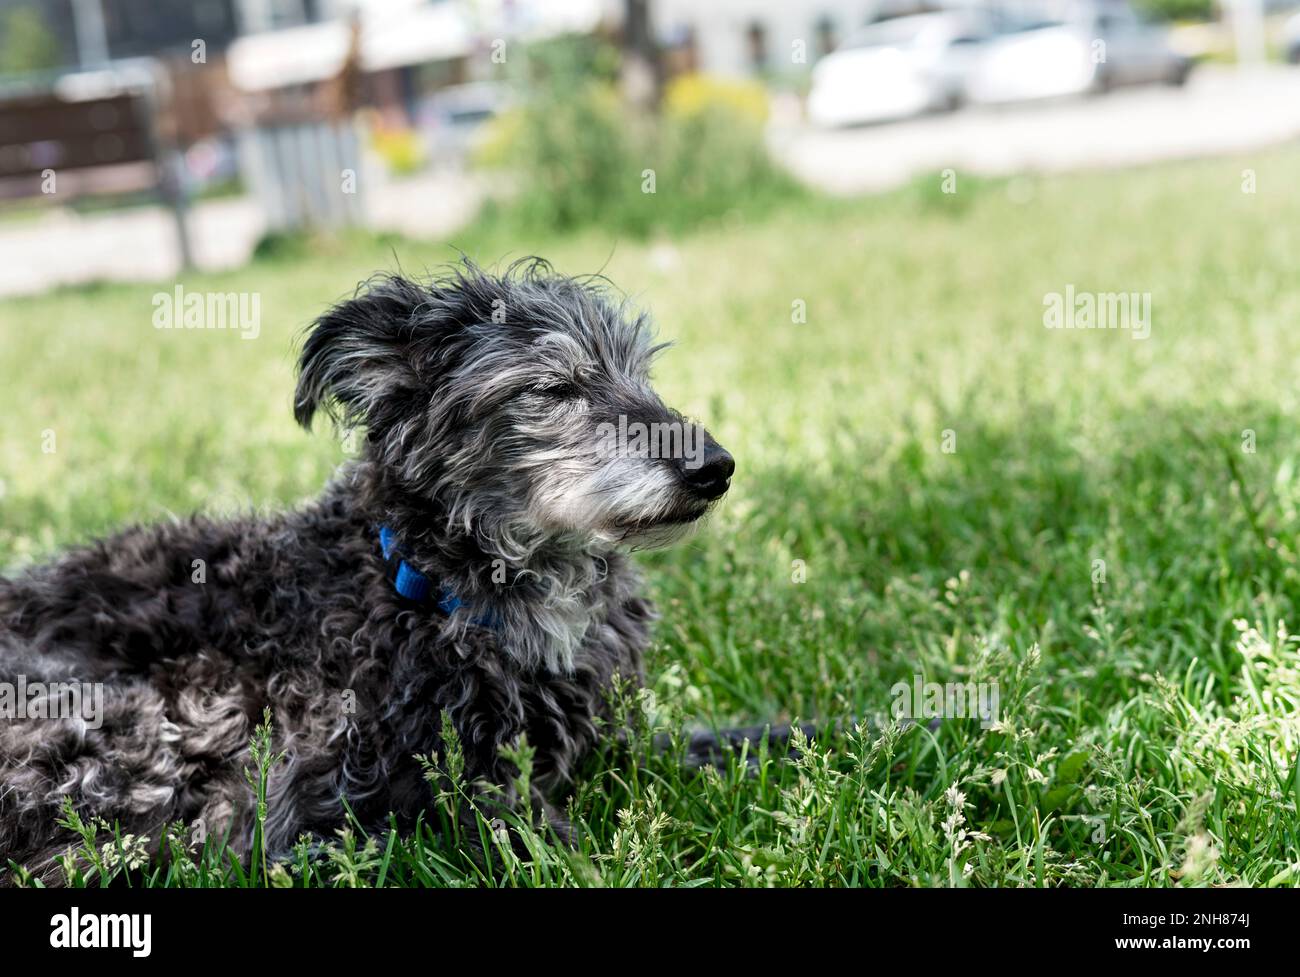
(502, 84), (651, 234)
(0, 6), (63, 75)
(1133, 0), (1214, 22)
(480, 41), (806, 237)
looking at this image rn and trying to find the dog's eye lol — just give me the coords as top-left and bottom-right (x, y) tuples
(534, 380), (580, 400)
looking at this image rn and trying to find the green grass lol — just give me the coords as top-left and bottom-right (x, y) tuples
(6, 146), (1300, 886)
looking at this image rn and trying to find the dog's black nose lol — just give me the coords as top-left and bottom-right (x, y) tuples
(681, 445), (734, 500)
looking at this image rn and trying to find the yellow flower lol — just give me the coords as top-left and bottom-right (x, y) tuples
(664, 74), (769, 125)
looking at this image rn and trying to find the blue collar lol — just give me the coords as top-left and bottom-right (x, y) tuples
(378, 525), (433, 603)
(377, 525), (497, 626)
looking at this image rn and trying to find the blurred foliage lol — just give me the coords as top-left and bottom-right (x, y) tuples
(0, 5), (63, 75)
(368, 124), (427, 176)
(250, 227), (410, 263)
(475, 34), (804, 237)
(663, 74), (769, 125)
(519, 31), (622, 90)
(1133, 0), (1214, 22)
(473, 106), (525, 169)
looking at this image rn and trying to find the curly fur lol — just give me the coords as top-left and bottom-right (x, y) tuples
(0, 260), (732, 884)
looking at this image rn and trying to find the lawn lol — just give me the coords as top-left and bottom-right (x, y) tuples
(5, 146), (1300, 886)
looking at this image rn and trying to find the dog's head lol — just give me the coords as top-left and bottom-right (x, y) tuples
(295, 260), (733, 549)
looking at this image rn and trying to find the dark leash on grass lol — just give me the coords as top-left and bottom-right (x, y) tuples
(655, 715), (944, 772)
(258, 716), (948, 869)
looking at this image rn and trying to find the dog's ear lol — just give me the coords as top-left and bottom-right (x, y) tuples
(294, 276), (431, 431)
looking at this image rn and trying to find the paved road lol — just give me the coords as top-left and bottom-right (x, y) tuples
(769, 65), (1300, 194)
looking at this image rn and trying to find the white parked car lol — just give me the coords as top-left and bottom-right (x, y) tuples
(808, 12), (995, 127)
(965, 2), (1190, 105)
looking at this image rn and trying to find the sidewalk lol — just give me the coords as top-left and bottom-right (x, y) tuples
(0, 166), (483, 298)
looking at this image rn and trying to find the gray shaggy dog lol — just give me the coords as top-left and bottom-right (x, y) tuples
(0, 260), (733, 884)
